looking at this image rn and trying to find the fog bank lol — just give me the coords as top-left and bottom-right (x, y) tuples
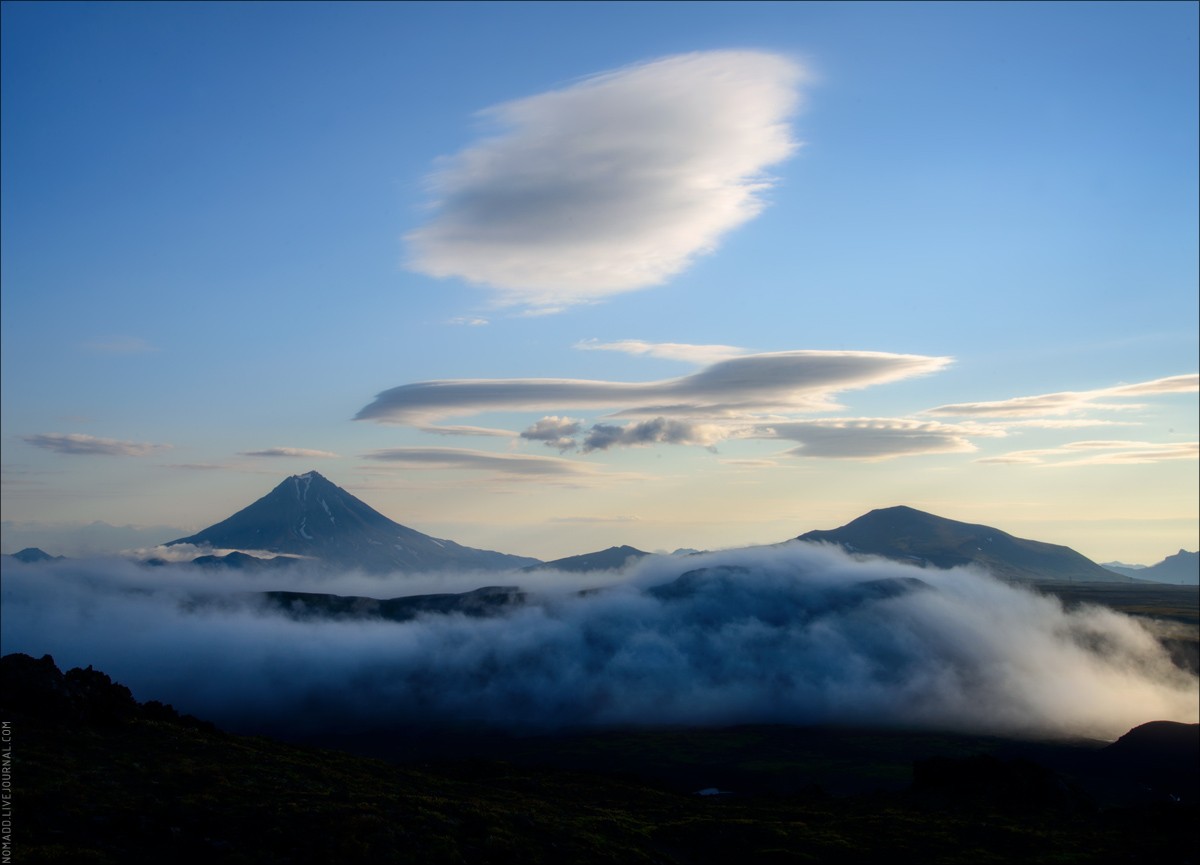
(2, 543), (1195, 741)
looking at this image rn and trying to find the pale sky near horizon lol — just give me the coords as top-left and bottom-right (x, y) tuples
(2, 1), (1196, 564)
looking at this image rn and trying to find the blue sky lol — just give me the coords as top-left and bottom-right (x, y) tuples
(2, 1), (1196, 563)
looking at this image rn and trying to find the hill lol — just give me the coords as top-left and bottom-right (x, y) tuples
(3, 652), (1195, 864)
(522, 544), (650, 573)
(797, 505), (1133, 583)
(166, 471), (539, 573)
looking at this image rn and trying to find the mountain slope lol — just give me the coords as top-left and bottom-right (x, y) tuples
(166, 471), (539, 573)
(797, 506), (1132, 583)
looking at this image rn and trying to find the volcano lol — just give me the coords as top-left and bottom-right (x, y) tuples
(166, 471), (539, 573)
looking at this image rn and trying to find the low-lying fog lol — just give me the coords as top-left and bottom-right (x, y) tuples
(2, 542), (1195, 741)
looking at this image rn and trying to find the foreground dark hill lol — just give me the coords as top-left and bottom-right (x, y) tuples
(798, 505), (1133, 583)
(166, 471), (539, 573)
(3, 652), (1195, 865)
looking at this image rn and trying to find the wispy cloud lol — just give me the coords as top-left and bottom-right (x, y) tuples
(405, 50), (806, 311)
(22, 433), (170, 457)
(240, 447), (341, 459)
(361, 446), (602, 477)
(355, 351), (952, 425)
(575, 339), (746, 365)
(979, 440), (1199, 467)
(927, 374), (1198, 418)
(753, 418), (997, 460)
(447, 316), (489, 327)
(418, 425), (516, 438)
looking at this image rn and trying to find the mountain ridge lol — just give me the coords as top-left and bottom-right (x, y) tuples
(796, 505), (1134, 583)
(1105, 550), (1198, 585)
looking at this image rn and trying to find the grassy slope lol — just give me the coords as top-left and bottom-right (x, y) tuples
(12, 710), (1198, 865)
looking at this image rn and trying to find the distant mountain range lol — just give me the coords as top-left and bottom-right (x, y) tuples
(1104, 550), (1199, 585)
(796, 505), (1134, 583)
(165, 471), (539, 573)
(8, 472), (1193, 586)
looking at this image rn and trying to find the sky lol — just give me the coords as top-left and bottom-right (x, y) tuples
(2, 1), (1197, 565)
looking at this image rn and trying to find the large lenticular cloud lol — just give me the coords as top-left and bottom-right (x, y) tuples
(1, 544), (1195, 741)
(405, 50), (805, 310)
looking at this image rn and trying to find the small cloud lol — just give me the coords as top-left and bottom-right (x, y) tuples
(22, 433), (170, 457)
(447, 316), (490, 326)
(575, 339), (746, 365)
(754, 418), (997, 461)
(582, 417), (726, 453)
(81, 336), (158, 355)
(406, 50), (807, 311)
(520, 416), (583, 451)
(240, 447), (341, 459)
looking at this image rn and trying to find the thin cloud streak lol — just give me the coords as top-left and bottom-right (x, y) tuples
(928, 374), (1198, 418)
(418, 425), (516, 438)
(355, 351), (952, 425)
(22, 433), (170, 457)
(361, 446), (601, 477)
(979, 440), (1199, 467)
(405, 50), (806, 310)
(241, 447), (341, 459)
(575, 339), (747, 365)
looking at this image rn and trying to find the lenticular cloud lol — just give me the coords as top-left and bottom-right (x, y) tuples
(406, 50), (806, 310)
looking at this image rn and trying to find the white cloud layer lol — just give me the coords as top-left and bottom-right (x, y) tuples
(405, 50), (806, 310)
(2, 545), (1195, 739)
(355, 351), (952, 425)
(22, 433), (170, 457)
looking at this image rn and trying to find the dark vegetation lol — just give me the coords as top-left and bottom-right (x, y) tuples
(3, 650), (1196, 865)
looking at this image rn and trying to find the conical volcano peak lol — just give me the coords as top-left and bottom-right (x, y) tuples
(167, 472), (539, 573)
(282, 470), (336, 502)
